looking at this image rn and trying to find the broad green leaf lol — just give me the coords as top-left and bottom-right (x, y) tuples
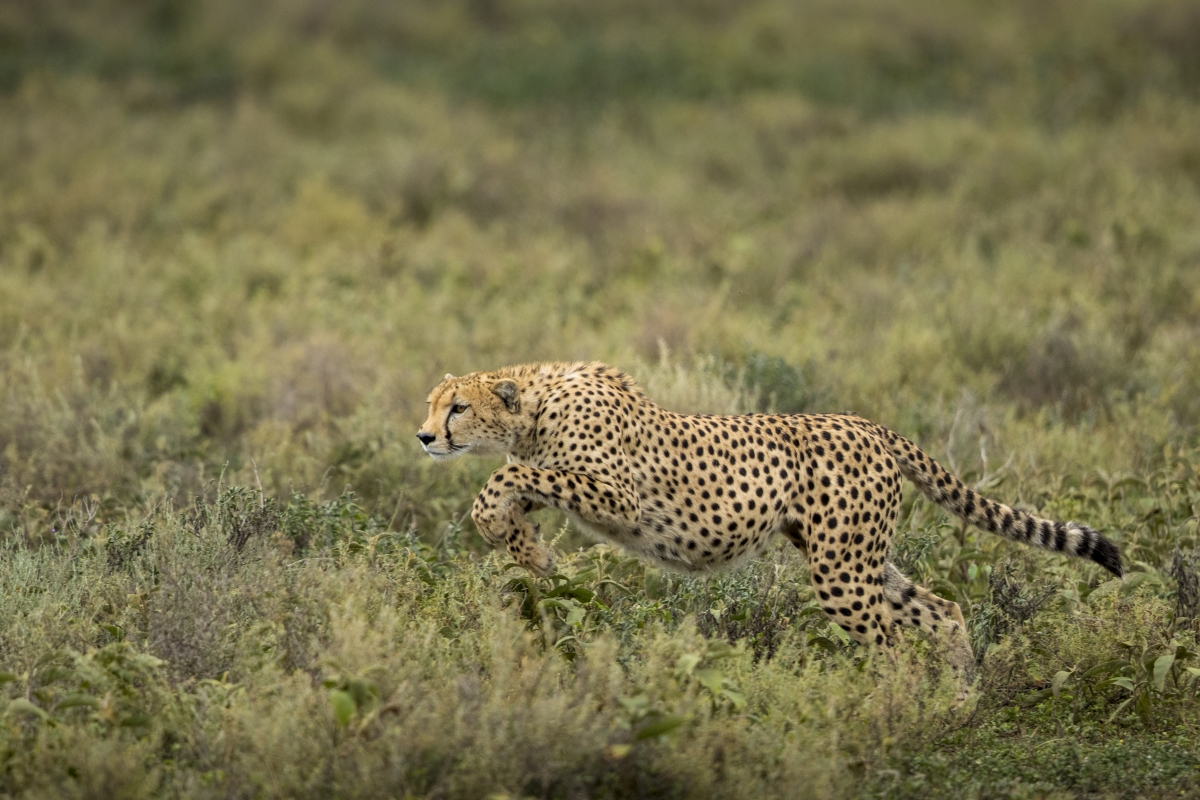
(1109, 677), (1137, 692)
(413, 559), (438, 586)
(596, 578), (631, 594)
(0, 672), (18, 684)
(1152, 653), (1176, 693)
(1021, 688), (1052, 706)
(55, 694), (100, 711)
(568, 569), (597, 585)
(676, 654), (701, 676)
(1136, 690), (1151, 723)
(1081, 660), (1127, 680)
(347, 679), (375, 708)
(1120, 572), (1159, 595)
(694, 668), (724, 695)
(635, 715), (686, 740)
(1051, 670), (1072, 699)
(329, 690), (355, 726)
(37, 667), (73, 684)
(829, 624), (851, 645)
(6, 699), (49, 721)
(566, 587), (596, 603)
(721, 689), (747, 710)
(1107, 696), (1134, 723)
(808, 635), (841, 654)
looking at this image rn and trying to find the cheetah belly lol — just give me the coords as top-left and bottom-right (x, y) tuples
(564, 511), (679, 568)
(568, 507), (779, 574)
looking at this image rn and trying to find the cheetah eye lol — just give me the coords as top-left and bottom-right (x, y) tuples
(450, 403), (469, 415)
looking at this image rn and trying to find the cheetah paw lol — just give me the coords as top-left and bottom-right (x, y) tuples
(518, 548), (555, 577)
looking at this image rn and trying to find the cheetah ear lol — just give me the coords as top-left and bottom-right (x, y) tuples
(491, 379), (520, 413)
(444, 373), (454, 381)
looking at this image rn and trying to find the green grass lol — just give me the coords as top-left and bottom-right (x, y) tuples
(1, 0), (1200, 796)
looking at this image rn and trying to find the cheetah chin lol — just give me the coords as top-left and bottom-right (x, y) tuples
(418, 361), (1124, 688)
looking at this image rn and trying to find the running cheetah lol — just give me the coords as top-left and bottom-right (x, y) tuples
(417, 361), (1122, 677)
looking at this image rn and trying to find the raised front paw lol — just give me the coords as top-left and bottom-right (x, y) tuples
(505, 521), (556, 577)
(516, 544), (556, 578)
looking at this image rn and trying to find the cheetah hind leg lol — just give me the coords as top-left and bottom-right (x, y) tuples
(881, 563), (974, 702)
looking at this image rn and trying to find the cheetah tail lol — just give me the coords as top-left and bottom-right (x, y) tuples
(880, 428), (1123, 578)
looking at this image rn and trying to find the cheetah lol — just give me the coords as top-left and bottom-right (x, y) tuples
(417, 361), (1123, 679)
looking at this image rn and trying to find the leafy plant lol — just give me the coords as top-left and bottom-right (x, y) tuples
(1022, 639), (1200, 726)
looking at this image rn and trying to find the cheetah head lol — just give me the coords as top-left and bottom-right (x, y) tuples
(416, 372), (531, 459)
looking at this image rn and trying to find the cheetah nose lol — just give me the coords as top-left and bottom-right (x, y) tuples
(416, 432), (436, 446)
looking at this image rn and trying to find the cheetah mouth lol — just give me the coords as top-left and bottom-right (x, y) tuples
(423, 444), (467, 460)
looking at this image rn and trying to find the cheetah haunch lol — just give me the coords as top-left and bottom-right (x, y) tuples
(417, 361), (1123, 679)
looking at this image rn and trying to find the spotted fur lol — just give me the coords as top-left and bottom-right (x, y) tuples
(417, 361), (1123, 678)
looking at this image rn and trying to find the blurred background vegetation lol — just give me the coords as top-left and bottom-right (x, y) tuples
(1, 1), (1199, 797)
(3, 0), (1200, 529)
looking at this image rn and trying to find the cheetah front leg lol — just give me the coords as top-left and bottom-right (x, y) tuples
(472, 463), (640, 577)
(472, 497), (557, 577)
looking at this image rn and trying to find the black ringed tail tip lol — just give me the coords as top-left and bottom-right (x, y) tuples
(1090, 535), (1124, 578)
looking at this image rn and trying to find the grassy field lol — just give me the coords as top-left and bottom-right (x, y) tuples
(2, 0), (1200, 796)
